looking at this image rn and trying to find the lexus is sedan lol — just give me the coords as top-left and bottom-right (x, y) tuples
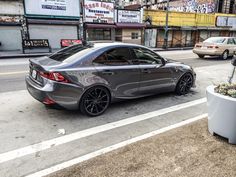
(193, 37), (236, 60)
(26, 42), (196, 116)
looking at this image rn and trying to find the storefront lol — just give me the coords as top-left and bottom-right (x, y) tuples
(0, 16), (22, 51)
(23, 0), (81, 50)
(115, 9), (145, 45)
(83, 0), (115, 41)
(27, 19), (79, 49)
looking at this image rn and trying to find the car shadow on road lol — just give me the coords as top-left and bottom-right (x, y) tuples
(46, 89), (199, 121)
(199, 56), (233, 61)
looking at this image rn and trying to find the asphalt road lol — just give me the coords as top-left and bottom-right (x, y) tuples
(0, 50), (234, 177)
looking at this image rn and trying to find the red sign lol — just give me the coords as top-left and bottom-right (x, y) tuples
(61, 39), (82, 47)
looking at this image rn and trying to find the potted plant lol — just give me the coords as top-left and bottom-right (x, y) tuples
(207, 58), (236, 144)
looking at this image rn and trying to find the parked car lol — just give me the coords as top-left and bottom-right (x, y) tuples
(193, 37), (236, 60)
(26, 42), (196, 116)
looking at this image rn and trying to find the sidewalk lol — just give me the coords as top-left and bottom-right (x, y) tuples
(48, 118), (236, 177)
(0, 47), (193, 59)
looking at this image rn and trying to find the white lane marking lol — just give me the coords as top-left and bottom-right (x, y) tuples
(0, 98), (206, 164)
(26, 113), (207, 177)
(0, 71), (28, 76)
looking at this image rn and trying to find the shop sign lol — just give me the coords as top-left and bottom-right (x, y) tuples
(216, 16), (236, 28)
(117, 10), (141, 23)
(61, 39), (82, 48)
(84, 0), (114, 24)
(0, 16), (21, 23)
(23, 39), (49, 48)
(24, 0), (80, 19)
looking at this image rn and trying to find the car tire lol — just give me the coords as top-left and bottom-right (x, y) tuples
(175, 73), (193, 95)
(197, 54), (205, 58)
(79, 86), (110, 116)
(221, 50), (229, 60)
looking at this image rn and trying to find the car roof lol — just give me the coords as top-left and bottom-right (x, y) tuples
(209, 37), (235, 39)
(92, 42), (145, 49)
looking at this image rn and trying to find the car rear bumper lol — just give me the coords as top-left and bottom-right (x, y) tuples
(25, 75), (84, 110)
(193, 48), (223, 56)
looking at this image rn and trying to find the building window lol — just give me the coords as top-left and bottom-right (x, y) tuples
(131, 32), (139, 39)
(87, 28), (111, 41)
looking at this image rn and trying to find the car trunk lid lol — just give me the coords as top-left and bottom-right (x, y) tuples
(29, 56), (62, 86)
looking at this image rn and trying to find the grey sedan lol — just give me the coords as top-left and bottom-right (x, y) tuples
(26, 42), (196, 116)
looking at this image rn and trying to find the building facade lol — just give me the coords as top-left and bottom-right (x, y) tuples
(115, 9), (145, 44)
(0, 0), (24, 51)
(1, 0), (236, 51)
(143, 9), (236, 48)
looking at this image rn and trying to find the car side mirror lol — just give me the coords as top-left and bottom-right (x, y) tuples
(161, 58), (166, 66)
(232, 58), (236, 66)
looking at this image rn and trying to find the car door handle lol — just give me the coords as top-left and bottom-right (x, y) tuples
(102, 70), (114, 75)
(141, 69), (151, 74)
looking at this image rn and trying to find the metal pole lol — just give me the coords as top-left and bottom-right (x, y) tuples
(163, 0), (169, 49)
(228, 66), (236, 84)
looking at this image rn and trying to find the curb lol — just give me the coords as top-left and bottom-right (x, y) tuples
(0, 47), (193, 59)
(0, 53), (51, 59)
(152, 47), (193, 52)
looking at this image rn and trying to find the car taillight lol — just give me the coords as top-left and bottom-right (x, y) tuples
(195, 44), (202, 48)
(207, 46), (214, 48)
(207, 45), (219, 49)
(39, 72), (69, 83)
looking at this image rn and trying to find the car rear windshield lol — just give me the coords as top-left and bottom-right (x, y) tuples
(204, 37), (225, 44)
(49, 44), (93, 62)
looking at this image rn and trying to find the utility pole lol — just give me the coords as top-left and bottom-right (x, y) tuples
(163, 0), (169, 49)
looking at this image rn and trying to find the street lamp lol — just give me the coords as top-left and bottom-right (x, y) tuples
(163, 0), (169, 49)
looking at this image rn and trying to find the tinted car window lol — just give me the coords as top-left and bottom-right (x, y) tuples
(233, 38), (236, 44)
(93, 47), (131, 65)
(228, 38), (236, 45)
(132, 48), (163, 64)
(49, 44), (93, 62)
(204, 37), (225, 43)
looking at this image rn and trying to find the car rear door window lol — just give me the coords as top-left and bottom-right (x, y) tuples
(227, 38), (235, 45)
(233, 38), (236, 44)
(93, 47), (131, 65)
(132, 47), (163, 65)
(49, 44), (93, 62)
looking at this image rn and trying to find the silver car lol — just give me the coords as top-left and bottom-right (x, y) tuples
(193, 37), (236, 60)
(26, 42), (196, 116)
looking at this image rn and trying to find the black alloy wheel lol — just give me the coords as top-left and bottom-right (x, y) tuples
(80, 86), (110, 116)
(176, 73), (193, 95)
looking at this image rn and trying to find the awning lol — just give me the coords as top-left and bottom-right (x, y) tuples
(86, 23), (116, 29)
(115, 23), (146, 29)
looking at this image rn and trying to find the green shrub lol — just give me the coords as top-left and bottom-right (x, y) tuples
(215, 83), (236, 98)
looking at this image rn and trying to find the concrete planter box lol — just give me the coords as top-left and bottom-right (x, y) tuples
(207, 85), (236, 144)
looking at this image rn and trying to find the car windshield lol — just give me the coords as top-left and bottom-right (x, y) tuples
(204, 37), (225, 44)
(49, 44), (93, 62)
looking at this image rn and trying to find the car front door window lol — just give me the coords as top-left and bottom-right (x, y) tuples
(132, 48), (163, 65)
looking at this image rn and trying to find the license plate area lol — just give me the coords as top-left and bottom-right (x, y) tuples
(29, 66), (44, 86)
(31, 69), (37, 79)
